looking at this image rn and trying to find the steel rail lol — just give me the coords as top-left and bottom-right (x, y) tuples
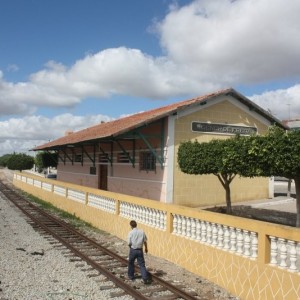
(0, 181), (199, 300)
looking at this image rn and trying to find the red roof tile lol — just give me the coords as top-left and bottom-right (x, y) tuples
(34, 88), (284, 150)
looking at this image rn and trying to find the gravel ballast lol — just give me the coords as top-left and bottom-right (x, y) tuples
(0, 169), (238, 300)
(0, 192), (120, 300)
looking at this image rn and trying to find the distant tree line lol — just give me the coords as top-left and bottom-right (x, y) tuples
(0, 151), (57, 173)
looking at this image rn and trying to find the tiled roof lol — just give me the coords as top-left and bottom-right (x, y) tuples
(34, 88), (285, 150)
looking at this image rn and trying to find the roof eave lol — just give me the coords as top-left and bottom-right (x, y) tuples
(225, 89), (288, 130)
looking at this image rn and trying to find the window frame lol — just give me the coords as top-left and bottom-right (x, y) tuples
(139, 151), (156, 172)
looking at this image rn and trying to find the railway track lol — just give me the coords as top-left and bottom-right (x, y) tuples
(0, 181), (200, 300)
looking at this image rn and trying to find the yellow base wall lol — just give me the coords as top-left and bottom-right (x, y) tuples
(14, 173), (300, 300)
(173, 98), (270, 207)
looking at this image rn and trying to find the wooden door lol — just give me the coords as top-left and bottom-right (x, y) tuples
(99, 165), (108, 190)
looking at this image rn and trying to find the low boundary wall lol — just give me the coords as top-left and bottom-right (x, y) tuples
(13, 172), (300, 300)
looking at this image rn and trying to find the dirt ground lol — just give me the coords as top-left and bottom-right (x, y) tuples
(206, 204), (297, 227)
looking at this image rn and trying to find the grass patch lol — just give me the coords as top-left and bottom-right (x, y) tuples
(20, 191), (108, 234)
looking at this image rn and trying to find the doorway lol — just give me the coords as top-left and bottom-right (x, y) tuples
(99, 165), (108, 190)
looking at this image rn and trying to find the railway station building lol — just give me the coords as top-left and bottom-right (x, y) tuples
(34, 88), (284, 208)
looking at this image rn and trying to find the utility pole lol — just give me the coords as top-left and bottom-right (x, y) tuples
(286, 103), (292, 197)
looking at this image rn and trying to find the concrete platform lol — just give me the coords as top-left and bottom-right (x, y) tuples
(234, 196), (296, 213)
(233, 179), (297, 213)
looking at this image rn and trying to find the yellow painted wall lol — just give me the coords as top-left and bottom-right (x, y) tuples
(14, 173), (300, 300)
(173, 97), (270, 207)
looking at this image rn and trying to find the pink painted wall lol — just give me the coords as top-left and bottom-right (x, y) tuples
(56, 118), (169, 201)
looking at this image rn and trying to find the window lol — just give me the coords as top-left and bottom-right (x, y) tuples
(75, 154), (82, 163)
(90, 166), (96, 175)
(99, 153), (109, 163)
(140, 151), (156, 171)
(117, 152), (130, 163)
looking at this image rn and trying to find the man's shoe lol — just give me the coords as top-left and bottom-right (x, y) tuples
(128, 277), (135, 281)
(143, 278), (152, 284)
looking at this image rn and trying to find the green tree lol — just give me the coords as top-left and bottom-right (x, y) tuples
(0, 154), (13, 167)
(35, 152), (44, 172)
(247, 126), (300, 227)
(178, 136), (249, 214)
(35, 151), (58, 172)
(178, 127), (300, 226)
(42, 151), (58, 168)
(7, 153), (34, 172)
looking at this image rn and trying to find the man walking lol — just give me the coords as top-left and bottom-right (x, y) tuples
(127, 220), (151, 284)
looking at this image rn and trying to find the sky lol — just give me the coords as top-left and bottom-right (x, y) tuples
(1, 0), (300, 156)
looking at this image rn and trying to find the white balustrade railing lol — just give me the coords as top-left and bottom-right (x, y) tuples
(88, 193), (116, 213)
(67, 189), (85, 204)
(172, 214), (258, 259)
(42, 182), (52, 192)
(53, 185), (66, 197)
(120, 202), (166, 231)
(269, 236), (300, 273)
(34, 180), (42, 188)
(13, 173), (300, 274)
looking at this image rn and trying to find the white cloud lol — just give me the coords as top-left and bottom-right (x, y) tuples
(7, 64), (19, 72)
(250, 84), (300, 120)
(157, 0), (300, 84)
(0, 113), (113, 156)
(1, 0), (300, 155)
(0, 0), (298, 116)
(0, 48), (188, 117)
